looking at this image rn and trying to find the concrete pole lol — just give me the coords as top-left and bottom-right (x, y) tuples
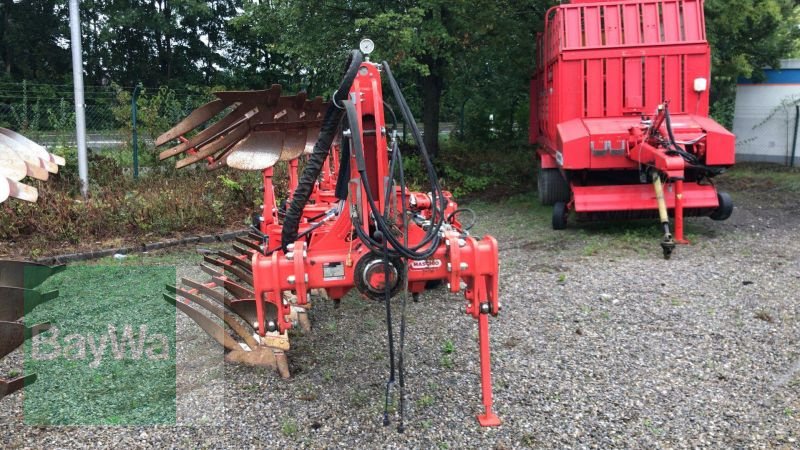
(69, 0), (89, 198)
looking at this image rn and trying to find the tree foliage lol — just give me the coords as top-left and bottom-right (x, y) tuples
(0, 0), (798, 144)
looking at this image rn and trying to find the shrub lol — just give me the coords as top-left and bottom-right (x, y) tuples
(0, 150), (266, 252)
(399, 138), (537, 198)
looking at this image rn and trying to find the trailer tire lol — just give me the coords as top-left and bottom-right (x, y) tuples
(552, 202), (568, 230)
(710, 191), (733, 221)
(538, 168), (570, 206)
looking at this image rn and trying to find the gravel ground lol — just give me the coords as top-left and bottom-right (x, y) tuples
(2, 181), (799, 448)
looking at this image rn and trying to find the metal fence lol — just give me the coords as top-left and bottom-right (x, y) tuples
(0, 81), (211, 153)
(0, 81), (466, 170)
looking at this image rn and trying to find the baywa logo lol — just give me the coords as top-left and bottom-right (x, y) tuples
(31, 324), (171, 369)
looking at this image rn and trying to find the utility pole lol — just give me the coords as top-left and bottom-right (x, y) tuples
(69, 0), (88, 198)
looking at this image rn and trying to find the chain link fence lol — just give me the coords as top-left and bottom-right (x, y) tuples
(0, 81), (212, 158)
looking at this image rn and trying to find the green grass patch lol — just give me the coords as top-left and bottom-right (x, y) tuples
(23, 264), (176, 425)
(469, 192), (717, 258)
(723, 163), (800, 193)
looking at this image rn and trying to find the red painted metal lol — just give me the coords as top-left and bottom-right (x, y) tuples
(532, 0), (735, 252)
(242, 62), (502, 426)
(571, 183), (718, 213)
(159, 50), (500, 430)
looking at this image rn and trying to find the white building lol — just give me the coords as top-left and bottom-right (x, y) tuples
(733, 59), (800, 166)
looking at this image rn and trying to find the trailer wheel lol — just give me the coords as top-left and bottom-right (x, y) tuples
(538, 168), (570, 206)
(710, 191), (733, 221)
(552, 202), (568, 230)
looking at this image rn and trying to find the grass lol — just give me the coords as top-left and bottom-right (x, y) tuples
(440, 339), (455, 368)
(0, 150), (269, 258)
(281, 419), (299, 437)
(441, 339), (455, 355)
(722, 163), (800, 193)
(469, 190), (724, 260)
(440, 355), (454, 369)
(417, 394), (435, 409)
(350, 391), (369, 408)
(22, 263), (177, 425)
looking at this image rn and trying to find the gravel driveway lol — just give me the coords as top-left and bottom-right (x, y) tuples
(2, 180), (799, 448)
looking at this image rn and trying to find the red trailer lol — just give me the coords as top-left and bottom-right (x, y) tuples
(530, 0), (734, 258)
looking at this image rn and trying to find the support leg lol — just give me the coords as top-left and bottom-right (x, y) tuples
(674, 179), (688, 244)
(476, 310), (501, 427)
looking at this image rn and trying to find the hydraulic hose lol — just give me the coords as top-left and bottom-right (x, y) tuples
(334, 127), (351, 200)
(664, 106), (697, 164)
(344, 95), (442, 259)
(281, 50), (364, 249)
(663, 105), (723, 176)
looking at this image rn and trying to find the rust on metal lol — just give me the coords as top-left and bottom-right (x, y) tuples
(155, 85), (327, 171)
(0, 287), (58, 321)
(212, 276), (254, 300)
(0, 374), (36, 400)
(0, 260), (64, 289)
(155, 99), (228, 146)
(164, 293), (239, 351)
(174, 286), (260, 350)
(0, 321), (50, 359)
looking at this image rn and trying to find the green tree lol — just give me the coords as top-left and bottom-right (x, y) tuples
(706, 0), (800, 126)
(83, 0), (241, 87)
(231, 0), (550, 156)
(0, 0), (70, 82)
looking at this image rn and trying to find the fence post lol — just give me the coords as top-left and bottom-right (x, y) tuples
(132, 83), (142, 179)
(791, 104), (799, 168)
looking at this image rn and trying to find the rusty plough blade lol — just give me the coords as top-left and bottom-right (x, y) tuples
(0, 260), (65, 289)
(163, 273), (289, 376)
(0, 373), (36, 400)
(0, 287), (59, 322)
(0, 321), (51, 360)
(154, 84), (331, 381)
(0, 260), (63, 401)
(0, 128), (65, 204)
(156, 86), (327, 171)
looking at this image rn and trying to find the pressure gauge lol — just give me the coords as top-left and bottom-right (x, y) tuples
(359, 38), (375, 56)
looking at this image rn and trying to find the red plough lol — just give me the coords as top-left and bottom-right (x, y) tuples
(158, 42), (501, 428)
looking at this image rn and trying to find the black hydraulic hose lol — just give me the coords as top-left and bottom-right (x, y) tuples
(344, 99), (441, 259)
(446, 207), (477, 231)
(380, 231), (396, 427)
(281, 50), (363, 249)
(664, 106), (699, 165)
(396, 141), (409, 432)
(383, 101), (398, 133)
(347, 61), (449, 258)
(663, 105), (725, 176)
(334, 130), (351, 200)
(381, 61), (448, 227)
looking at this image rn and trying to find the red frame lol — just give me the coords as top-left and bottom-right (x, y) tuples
(248, 63), (502, 427)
